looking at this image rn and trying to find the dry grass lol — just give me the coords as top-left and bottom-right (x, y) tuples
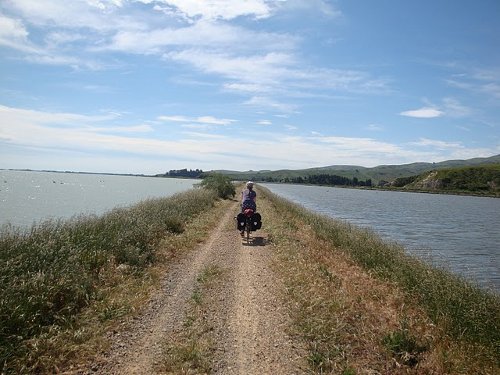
(258, 186), (499, 374)
(0, 189), (232, 374)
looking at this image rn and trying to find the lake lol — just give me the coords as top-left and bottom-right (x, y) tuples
(0, 170), (199, 228)
(262, 183), (500, 293)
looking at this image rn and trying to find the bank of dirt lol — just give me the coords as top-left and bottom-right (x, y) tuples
(82, 197), (305, 374)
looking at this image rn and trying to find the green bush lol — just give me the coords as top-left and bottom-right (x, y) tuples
(435, 164), (500, 192)
(198, 173), (236, 199)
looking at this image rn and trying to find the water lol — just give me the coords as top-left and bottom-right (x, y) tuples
(263, 183), (500, 293)
(0, 170), (199, 228)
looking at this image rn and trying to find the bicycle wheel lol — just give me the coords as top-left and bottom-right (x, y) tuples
(246, 219), (251, 242)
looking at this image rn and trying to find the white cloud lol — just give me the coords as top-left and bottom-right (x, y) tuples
(312, 135), (403, 154)
(0, 105), (119, 126)
(2, 104), (498, 173)
(244, 96), (298, 113)
(401, 99), (471, 120)
(366, 124), (383, 131)
(44, 31), (87, 47)
(164, 49), (295, 86)
(88, 124), (154, 133)
(257, 120), (272, 126)
(400, 107), (443, 118)
(151, 0), (272, 21)
(1, 0), (382, 110)
(107, 21), (296, 54)
(158, 114), (236, 125)
(224, 83), (271, 93)
(0, 14), (37, 52)
(2, 0), (144, 31)
(411, 138), (464, 150)
(0, 14), (27, 38)
(24, 53), (105, 70)
(162, 47), (385, 103)
(409, 138), (497, 160)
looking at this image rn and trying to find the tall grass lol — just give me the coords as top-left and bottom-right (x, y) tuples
(263, 188), (500, 357)
(0, 188), (217, 373)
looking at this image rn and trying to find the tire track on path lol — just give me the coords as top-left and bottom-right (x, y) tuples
(209, 209), (303, 374)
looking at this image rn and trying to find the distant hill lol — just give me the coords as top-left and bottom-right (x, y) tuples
(401, 164), (500, 196)
(214, 154), (500, 185)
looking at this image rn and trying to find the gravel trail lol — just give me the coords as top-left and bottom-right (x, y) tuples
(86, 201), (303, 374)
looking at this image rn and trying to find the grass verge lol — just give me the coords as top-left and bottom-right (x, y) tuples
(258, 186), (499, 373)
(0, 188), (227, 374)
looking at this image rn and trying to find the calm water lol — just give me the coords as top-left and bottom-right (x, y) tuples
(0, 170), (198, 228)
(263, 183), (500, 293)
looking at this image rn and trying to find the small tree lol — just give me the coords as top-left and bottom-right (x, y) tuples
(199, 173), (236, 199)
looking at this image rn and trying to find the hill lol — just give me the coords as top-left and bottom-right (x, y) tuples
(215, 154), (500, 185)
(400, 164), (500, 196)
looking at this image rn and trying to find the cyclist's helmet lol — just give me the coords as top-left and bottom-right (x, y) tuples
(246, 181), (254, 188)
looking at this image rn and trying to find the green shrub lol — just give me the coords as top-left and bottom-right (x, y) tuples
(198, 173), (236, 199)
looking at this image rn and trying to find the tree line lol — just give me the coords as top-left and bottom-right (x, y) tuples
(256, 173), (373, 187)
(159, 169), (204, 178)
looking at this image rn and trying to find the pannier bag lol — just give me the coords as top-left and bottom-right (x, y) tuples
(236, 213), (246, 230)
(251, 212), (262, 230)
(236, 212), (262, 231)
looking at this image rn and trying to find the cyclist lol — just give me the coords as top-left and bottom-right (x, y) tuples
(240, 181), (256, 236)
(241, 181), (256, 212)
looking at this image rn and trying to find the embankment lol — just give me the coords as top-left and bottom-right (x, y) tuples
(0, 188), (222, 373)
(1, 185), (498, 374)
(258, 186), (499, 373)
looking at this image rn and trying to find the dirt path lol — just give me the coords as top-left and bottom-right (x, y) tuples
(87, 201), (303, 374)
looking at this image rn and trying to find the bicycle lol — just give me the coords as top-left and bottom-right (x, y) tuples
(237, 208), (262, 244)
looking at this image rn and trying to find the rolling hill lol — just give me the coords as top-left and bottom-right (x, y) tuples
(214, 154), (500, 185)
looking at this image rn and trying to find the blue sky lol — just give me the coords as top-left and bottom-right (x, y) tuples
(1, 0), (499, 174)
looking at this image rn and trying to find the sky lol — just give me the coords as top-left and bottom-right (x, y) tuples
(1, 0), (499, 175)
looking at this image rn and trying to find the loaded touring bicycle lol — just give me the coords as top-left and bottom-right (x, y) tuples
(236, 181), (262, 243)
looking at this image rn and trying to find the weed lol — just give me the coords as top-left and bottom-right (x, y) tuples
(307, 347), (334, 373)
(161, 340), (211, 374)
(197, 264), (223, 284)
(98, 303), (130, 322)
(383, 326), (427, 367)
(191, 287), (203, 305)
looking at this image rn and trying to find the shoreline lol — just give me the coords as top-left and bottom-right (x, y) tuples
(262, 180), (500, 198)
